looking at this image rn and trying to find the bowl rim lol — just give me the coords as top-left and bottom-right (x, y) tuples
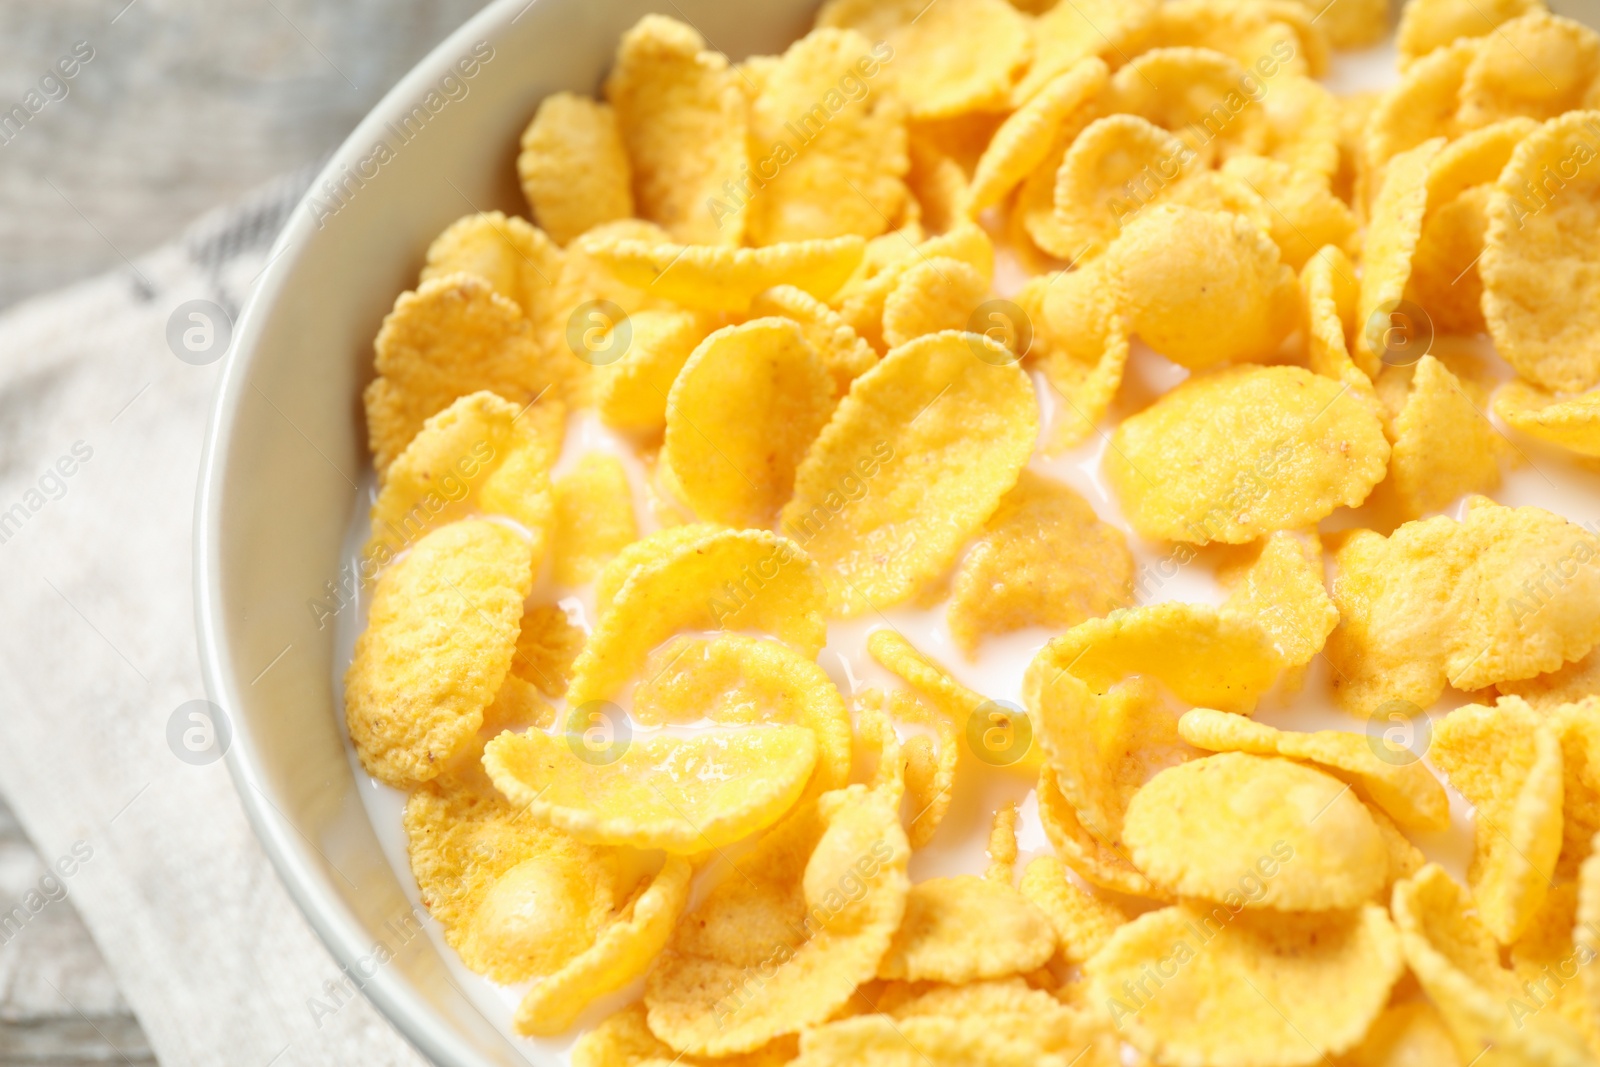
(193, 1), (532, 1063)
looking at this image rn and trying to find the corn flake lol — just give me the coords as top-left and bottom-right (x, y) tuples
(633, 633), (853, 796)
(1484, 110), (1600, 393)
(1325, 501), (1600, 715)
(570, 527), (827, 705)
(1332, 1000), (1464, 1067)
(1105, 364), (1390, 544)
(346, 520), (533, 787)
(1019, 855), (1128, 965)
(645, 784), (911, 1055)
(745, 29), (909, 246)
(879, 875), (1056, 982)
(594, 308), (721, 432)
(580, 233), (866, 312)
(1397, 0), (1546, 68)
(1496, 379), (1600, 458)
(881, 257), (990, 351)
(517, 856), (693, 1035)
(1177, 707), (1450, 832)
(1052, 115), (1195, 265)
(663, 319), (833, 527)
(1393, 863), (1594, 1065)
(551, 452), (637, 587)
(948, 470), (1132, 656)
(604, 15), (748, 245)
(1432, 698), (1564, 943)
(1110, 205), (1301, 370)
(779, 330), (1035, 616)
(1037, 766), (1162, 897)
(1301, 245), (1368, 390)
(1457, 12), (1600, 129)
(1220, 154), (1356, 270)
(1356, 137), (1444, 369)
(1124, 753), (1389, 909)
(750, 285), (878, 395)
(364, 391), (556, 572)
(518, 93), (633, 246)
(1087, 903), (1403, 1067)
(968, 58), (1109, 215)
(484, 725), (817, 852)
(365, 274), (560, 476)
(816, 0), (1030, 120)
(1022, 262), (1131, 450)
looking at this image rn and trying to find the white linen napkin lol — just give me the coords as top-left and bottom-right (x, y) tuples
(0, 172), (430, 1067)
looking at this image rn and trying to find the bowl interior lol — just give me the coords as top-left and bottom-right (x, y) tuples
(195, 1), (818, 1063)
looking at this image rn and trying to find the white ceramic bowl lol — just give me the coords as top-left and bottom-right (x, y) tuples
(194, 2), (817, 1063)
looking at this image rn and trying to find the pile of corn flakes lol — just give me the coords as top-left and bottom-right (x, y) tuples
(343, 0), (1600, 1063)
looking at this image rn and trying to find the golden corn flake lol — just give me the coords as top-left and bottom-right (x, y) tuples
(745, 29), (908, 246)
(1485, 111), (1600, 393)
(1392, 863), (1594, 1065)
(1110, 205), (1300, 369)
(572, 1003), (797, 1067)
(645, 784), (910, 1055)
(551, 452), (636, 587)
(1506, 881), (1600, 1054)
(1158, 169), (1276, 236)
(633, 633), (853, 795)
(1112, 46), (1273, 164)
(510, 603), (583, 699)
(1177, 707), (1450, 832)
(518, 93), (633, 246)
(832, 223), (995, 351)
(1456, 12), (1600, 129)
(517, 856), (693, 1035)
(1369, 806), (1427, 891)
(1018, 854), (1128, 965)
(968, 58), (1109, 215)
(1397, 0), (1546, 68)
(662, 319), (833, 527)
(881, 257), (990, 350)
(420, 212), (564, 324)
(1219, 154), (1356, 270)
(404, 772), (618, 982)
(1033, 670), (1188, 849)
(365, 273), (560, 476)
(1013, 0), (1154, 105)
(1105, 365), (1389, 544)
(580, 232), (866, 312)
(1295, 0), (1386, 50)
(346, 520), (533, 787)
(1260, 74), (1341, 182)
(750, 285), (878, 394)
(1409, 118), (1537, 334)
(1218, 530), (1339, 670)
(816, 0), (1030, 120)
(1052, 115), (1195, 265)
(485, 725), (817, 853)
(604, 15), (748, 245)
(882, 977), (1120, 1066)
(1123, 753), (1388, 910)
(779, 330), (1036, 616)
(1087, 903), (1403, 1067)
(1030, 601), (1284, 715)
(364, 390), (556, 572)
(1300, 245), (1368, 390)
(1331, 1000), (1463, 1067)
(1037, 766), (1163, 897)
(1325, 501), (1600, 715)
(1363, 40), (1477, 193)
(791, 1014), (1066, 1067)
(1022, 263), (1132, 450)
(1378, 354), (1500, 520)
(1356, 137), (1443, 370)
(865, 679), (961, 848)
(1496, 379), (1600, 458)
(878, 875), (1056, 982)
(594, 308), (720, 432)
(1499, 647), (1600, 710)
(570, 527), (827, 705)
(903, 133), (967, 235)
(1432, 698), (1564, 944)
(948, 469), (1132, 656)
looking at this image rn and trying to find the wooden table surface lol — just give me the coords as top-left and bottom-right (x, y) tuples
(0, 2), (483, 1060)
